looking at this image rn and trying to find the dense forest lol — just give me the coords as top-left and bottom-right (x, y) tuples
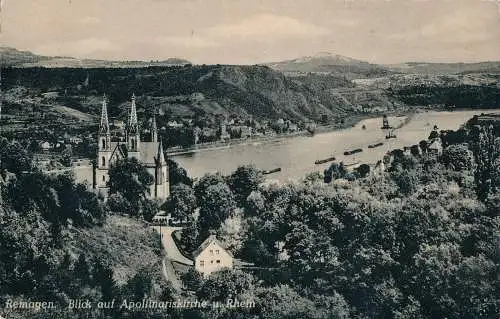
(1, 115), (499, 318)
(390, 85), (500, 109)
(4, 66), (498, 129)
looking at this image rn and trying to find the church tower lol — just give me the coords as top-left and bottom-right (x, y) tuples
(96, 95), (112, 188)
(127, 94), (140, 157)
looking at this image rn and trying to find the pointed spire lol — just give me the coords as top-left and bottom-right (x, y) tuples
(127, 94), (140, 152)
(156, 139), (165, 164)
(99, 94), (110, 134)
(151, 109), (158, 142)
(129, 93), (138, 131)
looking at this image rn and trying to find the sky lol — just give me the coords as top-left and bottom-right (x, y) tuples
(1, 0), (500, 64)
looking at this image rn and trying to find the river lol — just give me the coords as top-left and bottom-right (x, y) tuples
(170, 110), (500, 182)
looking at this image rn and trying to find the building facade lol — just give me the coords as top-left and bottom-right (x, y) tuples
(94, 95), (170, 199)
(193, 235), (233, 275)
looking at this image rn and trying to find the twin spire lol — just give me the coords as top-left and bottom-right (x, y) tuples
(99, 94), (158, 143)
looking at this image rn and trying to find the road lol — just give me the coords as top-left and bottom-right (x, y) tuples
(152, 226), (194, 266)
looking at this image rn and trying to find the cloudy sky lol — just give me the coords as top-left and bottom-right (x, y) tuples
(1, 0), (500, 64)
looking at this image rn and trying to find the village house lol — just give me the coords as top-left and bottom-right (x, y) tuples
(69, 136), (83, 144)
(40, 141), (52, 151)
(167, 120), (184, 128)
(193, 235), (233, 275)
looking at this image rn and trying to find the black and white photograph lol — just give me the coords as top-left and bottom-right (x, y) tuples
(0, 0), (499, 318)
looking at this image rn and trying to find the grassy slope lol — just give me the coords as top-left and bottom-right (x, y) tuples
(69, 215), (164, 285)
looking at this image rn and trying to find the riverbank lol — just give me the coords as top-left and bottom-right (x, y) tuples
(166, 130), (312, 156)
(172, 109), (500, 181)
(166, 109), (417, 157)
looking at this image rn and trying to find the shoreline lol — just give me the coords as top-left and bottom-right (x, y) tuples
(166, 107), (499, 157)
(166, 110), (417, 157)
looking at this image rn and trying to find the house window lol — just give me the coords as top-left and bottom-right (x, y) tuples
(102, 175), (105, 182)
(210, 250), (213, 254)
(216, 250), (220, 255)
(216, 260), (221, 264)
(102, 156), (106, 166)
(102, 139), (106, 149)
(200, 260), (204, 267)
(211, 260), (214, 264)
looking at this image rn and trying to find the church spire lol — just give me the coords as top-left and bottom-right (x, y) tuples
(98, 94), (111, 151)
(151, 110), (158, 142)
(99, 94), (110, 134)
(156, 138), (165, 164)
(127, 94), (140, 152)
(128, 93), (138, 132)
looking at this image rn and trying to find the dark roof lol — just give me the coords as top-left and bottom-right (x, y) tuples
(192, 235), (233, 258)
(107, 141), (164, 166)
(110, 142), (126, 161)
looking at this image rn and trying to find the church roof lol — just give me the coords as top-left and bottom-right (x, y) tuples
(138, 142), (162, 165)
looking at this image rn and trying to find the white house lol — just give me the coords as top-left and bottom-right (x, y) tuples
(193, 235), (233, 275)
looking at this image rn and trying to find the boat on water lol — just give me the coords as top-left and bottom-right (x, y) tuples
(343, 148), (363, 156)
(368, 142), (384, 148)
(381, 115), (393, 130)
(262, 167), (282, 175)
(315, 156), (336, 165)
(385, 130), (397, 139)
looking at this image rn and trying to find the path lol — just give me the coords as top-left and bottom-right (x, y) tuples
(152, 226), (194, 266)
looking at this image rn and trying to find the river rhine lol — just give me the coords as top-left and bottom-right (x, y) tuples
(169, 110), (500, 182)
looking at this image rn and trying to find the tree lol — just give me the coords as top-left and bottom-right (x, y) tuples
(195, 269), (255, 302)
(198, 183), (236, 238)
(180, 268), (203, 292)
(142, 198), (160, 222)
(92, 259), (116, 301)
(419, 140), (428, 154)
(441, 144), (474, 171)
(107, 192), (135, 215)
(244, 190), (266, 217)
(324, 162), (348, 183)
(73, 253), (90, 282)
(194, 172), (226, 205)
(180, 219), (200, 254)
(107, 157), (154, 212)
(0, 140), (33, 174)
(167, 159), (193, 187)
(108, 157), (153, 198)
(60, 146), (73, 167)
(165, 183), (196, 222)
(470, 125), (499, 201)
(228, 165), (264, 205)
(355, 164), (371, 178)
(390, 168), (419, 196)
(123, 268), (154, 300)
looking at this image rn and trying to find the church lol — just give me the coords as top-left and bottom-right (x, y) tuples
(94, 94), (170, 199)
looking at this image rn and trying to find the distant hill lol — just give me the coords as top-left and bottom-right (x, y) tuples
(0, 46), (191, 68)
(267, 52), (500, 77)
(0, 47), (51, 66)
(266, 52), (391, 78)
(387, 62), (500, 75)
(2, 65), (369, 122)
